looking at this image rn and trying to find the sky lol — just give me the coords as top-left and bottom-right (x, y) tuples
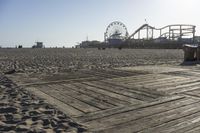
(0, 0), (200, 47)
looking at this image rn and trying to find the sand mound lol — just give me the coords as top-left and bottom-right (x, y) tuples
(0, 75), (87, 133)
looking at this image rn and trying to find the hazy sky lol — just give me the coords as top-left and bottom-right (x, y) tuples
(0, 0), (199, 47)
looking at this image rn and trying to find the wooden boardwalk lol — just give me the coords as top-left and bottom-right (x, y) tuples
(8, 66), (200, 133)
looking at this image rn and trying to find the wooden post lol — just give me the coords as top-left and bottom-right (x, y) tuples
(180, 25), (182, 41)
(193, 26), (196, 43)
(138, 31), (140, 39)
(160, 29), (162, 37)
(169, 26), (171, 40)
(147, 26), (149, 40)
(197, 45), (200, 61)
(172, 30), (174, 40)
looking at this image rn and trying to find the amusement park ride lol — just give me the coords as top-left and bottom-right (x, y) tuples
(79, 21), (198, 49)
(128, 24), (196, 41)
(104, 21), (129, 44)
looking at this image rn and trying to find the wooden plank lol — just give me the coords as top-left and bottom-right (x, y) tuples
(99, 80), (161, 98)
(184, 126), (200, 133)
(183, 88), (200, 98)
(168, 86), (200, 94)
(187, 70), (200, 77)
(140, 77), (189, 87)
(182, 93), (200, 100)
(127, 78), (200, 91)
(157, 80), (200, 92)
(187, 89), (200, 95)
(122, 76), (182, 85)
(84, 97), (198, 130)
(94, 69), (129, 77)
(82, 82), (143, 104)
(107, 74), (160, 82)
(72, 83), (134, 106)
(93, 70), (120, 78)
(161, 71), (196, 77)
(109, 74), (166, 84)
(87, 80), (156, 101)
(20, 76), (100, 87)
(101, 80), (163, 96)
(98, 69), (147, 77)
(50, 84), (115, 110)
(25, 87), (83, 117)
(169, 121), (200, 133)
(113, 68), (150, 74)
(117, 66), (186, 74)
(137, 78), (196, 91)
(63, 83), (125, 106)
(94, 80), (158, 100)
(38, 85), (100, 113)
(76, 95), (184, 123)
(39, 71), (92, 81)
(163, 113), (200, 133)
(138, 110), (200, 133)
(82, 70), (119, 78)
(92, 101), (200, 133)
(83, 81), (145, 103)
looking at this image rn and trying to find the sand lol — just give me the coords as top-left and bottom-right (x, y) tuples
(0, 74), (87, 133)
(0, 48), (183, 74)
(0, 48), (185, 132)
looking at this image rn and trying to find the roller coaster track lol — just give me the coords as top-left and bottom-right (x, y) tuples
(128, 24), (196, 41)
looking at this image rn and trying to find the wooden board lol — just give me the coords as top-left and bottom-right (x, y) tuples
(8, 66), (200, 132)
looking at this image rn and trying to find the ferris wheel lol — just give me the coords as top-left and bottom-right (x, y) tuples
(104, 21), (129, 42)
